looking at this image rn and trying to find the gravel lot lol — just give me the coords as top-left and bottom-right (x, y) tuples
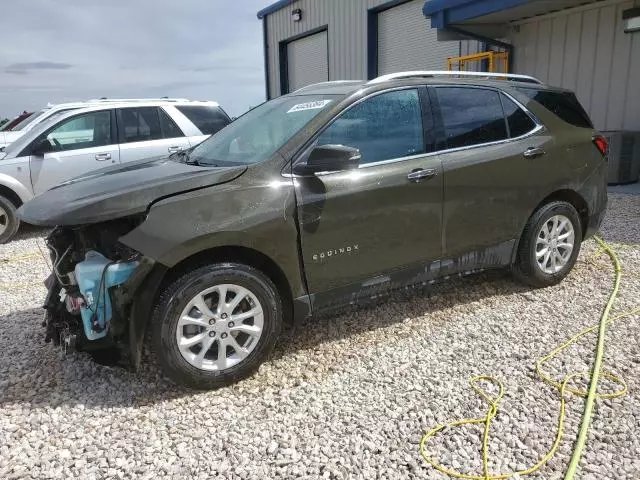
(0, 194), (638, 480)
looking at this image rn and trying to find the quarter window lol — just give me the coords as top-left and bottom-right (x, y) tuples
(45, 111), (112, 152)
(317, 89), (424, 164)
(436, 87), (508, 150)
(516, 88), (592, 128)
(176, 106), (230, 136)
(501, 94), (537, 138)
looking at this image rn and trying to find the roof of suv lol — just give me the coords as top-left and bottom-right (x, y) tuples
(43, 98), (220, 111)
(287, 71), (572, 97)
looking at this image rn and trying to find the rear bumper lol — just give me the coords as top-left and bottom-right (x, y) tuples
(585, 202), (607, 238)
(580, 162), (608, 239)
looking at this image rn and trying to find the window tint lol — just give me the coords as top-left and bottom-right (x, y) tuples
(501, 94), (537, 138)
(45, 111), (112, 152)
(436, 88), (507, 150)
(516, 88), (593, 128)
(176, 106), (230, 135)
(119, 107), (163, 143)
(317, 89), (424, 164)
(159, 108), (184, 138)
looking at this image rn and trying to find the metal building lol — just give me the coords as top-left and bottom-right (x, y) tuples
(258, 0), (640, 182)
(258, 0), (479, 99)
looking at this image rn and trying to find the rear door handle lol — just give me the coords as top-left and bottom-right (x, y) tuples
(523, 147), (546, 159)
(407, 168), (438, 183)
(95, 153), (112, 161)
(168, 146), (183, 154)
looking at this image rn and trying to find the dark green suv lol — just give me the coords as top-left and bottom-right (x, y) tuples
(19, 72), (608, 389)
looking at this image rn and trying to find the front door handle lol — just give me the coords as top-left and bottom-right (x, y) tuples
(523, 147), (546, 159)
(168, 146), (183, 154)
(408, 168), (438, 183)
(95, 153), (112, 161)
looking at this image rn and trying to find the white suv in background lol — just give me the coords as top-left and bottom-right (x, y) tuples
(0, 99), (127, 149)
(0, 99), (231, 242)
(0, 98), (228, 149)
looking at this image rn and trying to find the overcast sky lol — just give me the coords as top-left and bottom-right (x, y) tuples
(0, 0), (271, 119)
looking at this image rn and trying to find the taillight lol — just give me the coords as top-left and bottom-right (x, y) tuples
(593, 135), (609, 158)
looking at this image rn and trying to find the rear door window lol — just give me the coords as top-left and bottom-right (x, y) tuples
(159, 108), (185, 139)
(435, 87), (508, 150)
(176, 106), (230, 135)
(500, 94), (537, 138)
(118, 107), (164, 143)
(516, 88), (593, 128)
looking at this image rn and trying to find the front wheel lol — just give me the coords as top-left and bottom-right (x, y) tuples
(513, 201), (583, 288)
(0, 195), (20, 244)
(150, 263), (282, 389)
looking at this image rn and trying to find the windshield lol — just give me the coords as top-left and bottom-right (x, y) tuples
(188, 95), (340, 166)
(11, 109), (46, 131)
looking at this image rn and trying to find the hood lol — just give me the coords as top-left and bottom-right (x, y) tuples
(18, 156), (247, 226)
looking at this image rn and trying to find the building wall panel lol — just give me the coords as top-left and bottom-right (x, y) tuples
(511, 0), (640, 131)
(265, 0), (465, 98)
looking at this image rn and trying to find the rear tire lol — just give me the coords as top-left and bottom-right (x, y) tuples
(513, 201), (583, 288)
(149, 263), (282, 389)
(0, 195), (20, 244)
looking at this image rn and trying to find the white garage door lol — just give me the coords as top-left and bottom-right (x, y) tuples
(377, 0), (460, 75)
(287, 30), (329, 92)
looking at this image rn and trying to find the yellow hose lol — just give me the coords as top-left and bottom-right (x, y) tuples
(420, 236), (639, 479)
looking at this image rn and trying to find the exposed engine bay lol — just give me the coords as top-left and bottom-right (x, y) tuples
(43, 216), (148, 364)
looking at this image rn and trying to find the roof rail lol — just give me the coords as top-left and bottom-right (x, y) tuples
(367, 71), (543, 85)
(293, 80), (364, 94)
(86, 98), (192, 103)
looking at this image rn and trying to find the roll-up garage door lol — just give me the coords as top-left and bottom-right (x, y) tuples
(377, 0), (459, 75)
(287, 30), (328, 92)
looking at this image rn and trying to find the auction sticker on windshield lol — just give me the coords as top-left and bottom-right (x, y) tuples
(287, 100), (333, 113)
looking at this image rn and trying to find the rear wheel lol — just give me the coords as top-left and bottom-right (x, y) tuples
(0, 195), (20, 244)
(150, 263), (282, 389)
(513, 201), (583, 288)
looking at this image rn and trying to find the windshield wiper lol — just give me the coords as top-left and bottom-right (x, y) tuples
(169, 150), (200, 166)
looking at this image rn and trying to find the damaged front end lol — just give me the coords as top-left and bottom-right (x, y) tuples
(43, 216), (159, 367)
(17, 158), (249, 368)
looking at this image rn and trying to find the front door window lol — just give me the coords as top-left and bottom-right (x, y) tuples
(47, 111), (112, 151)
(317, 89), (425, 164)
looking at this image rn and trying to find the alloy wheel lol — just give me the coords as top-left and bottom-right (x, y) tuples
(176, 284), (264, 371)
(535, 215), (575, 274)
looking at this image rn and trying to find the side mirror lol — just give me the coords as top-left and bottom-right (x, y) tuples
(293, 144), (361, 176)
(31, 138), (52, 156)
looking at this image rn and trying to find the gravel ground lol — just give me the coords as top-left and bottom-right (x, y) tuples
(0, 194), (638, 480)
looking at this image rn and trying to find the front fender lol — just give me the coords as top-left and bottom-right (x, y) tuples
(0, 171), (33, 204)
(119, 171), (305, 299)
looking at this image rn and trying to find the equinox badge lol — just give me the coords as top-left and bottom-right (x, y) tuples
(313, 245), (359, 262)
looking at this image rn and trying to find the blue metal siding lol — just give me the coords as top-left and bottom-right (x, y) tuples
(423, 0), (531, 27)
(257, 0), (298, 19)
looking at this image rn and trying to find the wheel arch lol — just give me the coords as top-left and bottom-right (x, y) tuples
(162, 245), (294, 324)
(512, 189), (589, 264)
(128, 244), (296, 370)
(0, 184), (24, 208)
(534, 189), (589, 237)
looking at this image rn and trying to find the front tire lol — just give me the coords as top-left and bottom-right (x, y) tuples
(0, 195), (20, 244)
(513, 201), (583, 288)
(150, 263), (282, 389)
